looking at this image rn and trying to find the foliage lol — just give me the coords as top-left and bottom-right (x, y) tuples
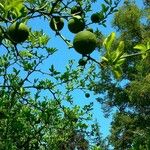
(94, 0), (150, 149)
(0, 0), (150, 149)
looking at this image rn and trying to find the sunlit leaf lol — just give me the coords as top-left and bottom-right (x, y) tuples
(0, 3), (5, 13)
(115, 58), (125, 66)
(101, 56), (108, 62)
(116, 41), (124, 54)
(147, 41), (150, 49)
(134, 44), (147, 51)
(19, 50), (33, 58)
(103, 32), (115, 52)
(113, 41), (124, 63)
(4, 0), (25, 17)
(134, 42), (150, 59)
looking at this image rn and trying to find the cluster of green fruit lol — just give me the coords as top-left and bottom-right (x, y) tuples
(49, 6), (98, 56)
(4, 6), (100, 57)
(50, 6), (85, 33)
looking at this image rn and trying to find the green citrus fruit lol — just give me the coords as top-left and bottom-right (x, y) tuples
(68, 16), (85, 33)
(73, 30), (97, 55)
(71, 6), (83, 15)
(50, 17), (64, 31)
(91, 13), (100, 23)
(85, 93), (90, 98)
(7, 22), (29, 43)
(78, 57), (87, 66)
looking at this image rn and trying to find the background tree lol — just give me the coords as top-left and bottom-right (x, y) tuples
(93, 0), (150, 149)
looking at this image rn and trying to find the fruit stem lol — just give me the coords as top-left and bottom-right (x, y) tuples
(85, 55), (103, 67)
(57, 32), (73, 48)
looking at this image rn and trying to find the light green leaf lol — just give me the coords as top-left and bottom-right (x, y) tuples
(5, 0), (24, 10)
(73, 15), (82, 19)
(116, 41), (124, 53)
(0, 2), (5, 12)
(115, 58), (125, 66)
(147, 41), (150, 49)
(113, 41), (124, 63)
(141, 53), (147, 59)
(92, 145), (103, 150)
(4, 0), (25, 17)
(19, 50), (33, 58)
(101, 56), (108, 62)
(111, 51), (117, 62)
(134, 42), (150, 59)
(103, 32), (116, 52)
(134, 44), (147, 51)
(39, 34), (49, 46)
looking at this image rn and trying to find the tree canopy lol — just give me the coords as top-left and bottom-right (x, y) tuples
(0, 0), (150, 149)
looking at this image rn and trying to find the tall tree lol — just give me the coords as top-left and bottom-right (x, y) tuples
(94, 0), (150, 149)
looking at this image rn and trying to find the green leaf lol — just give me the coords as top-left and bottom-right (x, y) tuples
(113, 41), (124, 63)
(23, 62), (33, 71)
(115, 58), (125, 66)
(19, 50), (33, 58)
(49, 64), (54, 72)
(104, 0), (112, 5)
(134, 44), (147, 51)
(134, 42), (150, 59)
(112, 66), (123, 79)
(92, 146), (103, 150)
(5, 0), (24, 10)
(116, 41), (124, 53)
(101, 56), (108, 62)
(39, 34), (49, 46)
(101, 4), (109, 12)
(4, 0), (25, 17)
(103, 32), (116, 52)
(147, 41), (150, 49)
(0, 2), (5, 13)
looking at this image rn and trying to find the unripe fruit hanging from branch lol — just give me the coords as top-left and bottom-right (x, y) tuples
(78, 57), (88, 66)
(91, 13), (101, 23)
(73, 30), (97, 55)
(50, 17), (64, 31)
(68, 15), (85, 33)
(7, 22), (29, 43)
